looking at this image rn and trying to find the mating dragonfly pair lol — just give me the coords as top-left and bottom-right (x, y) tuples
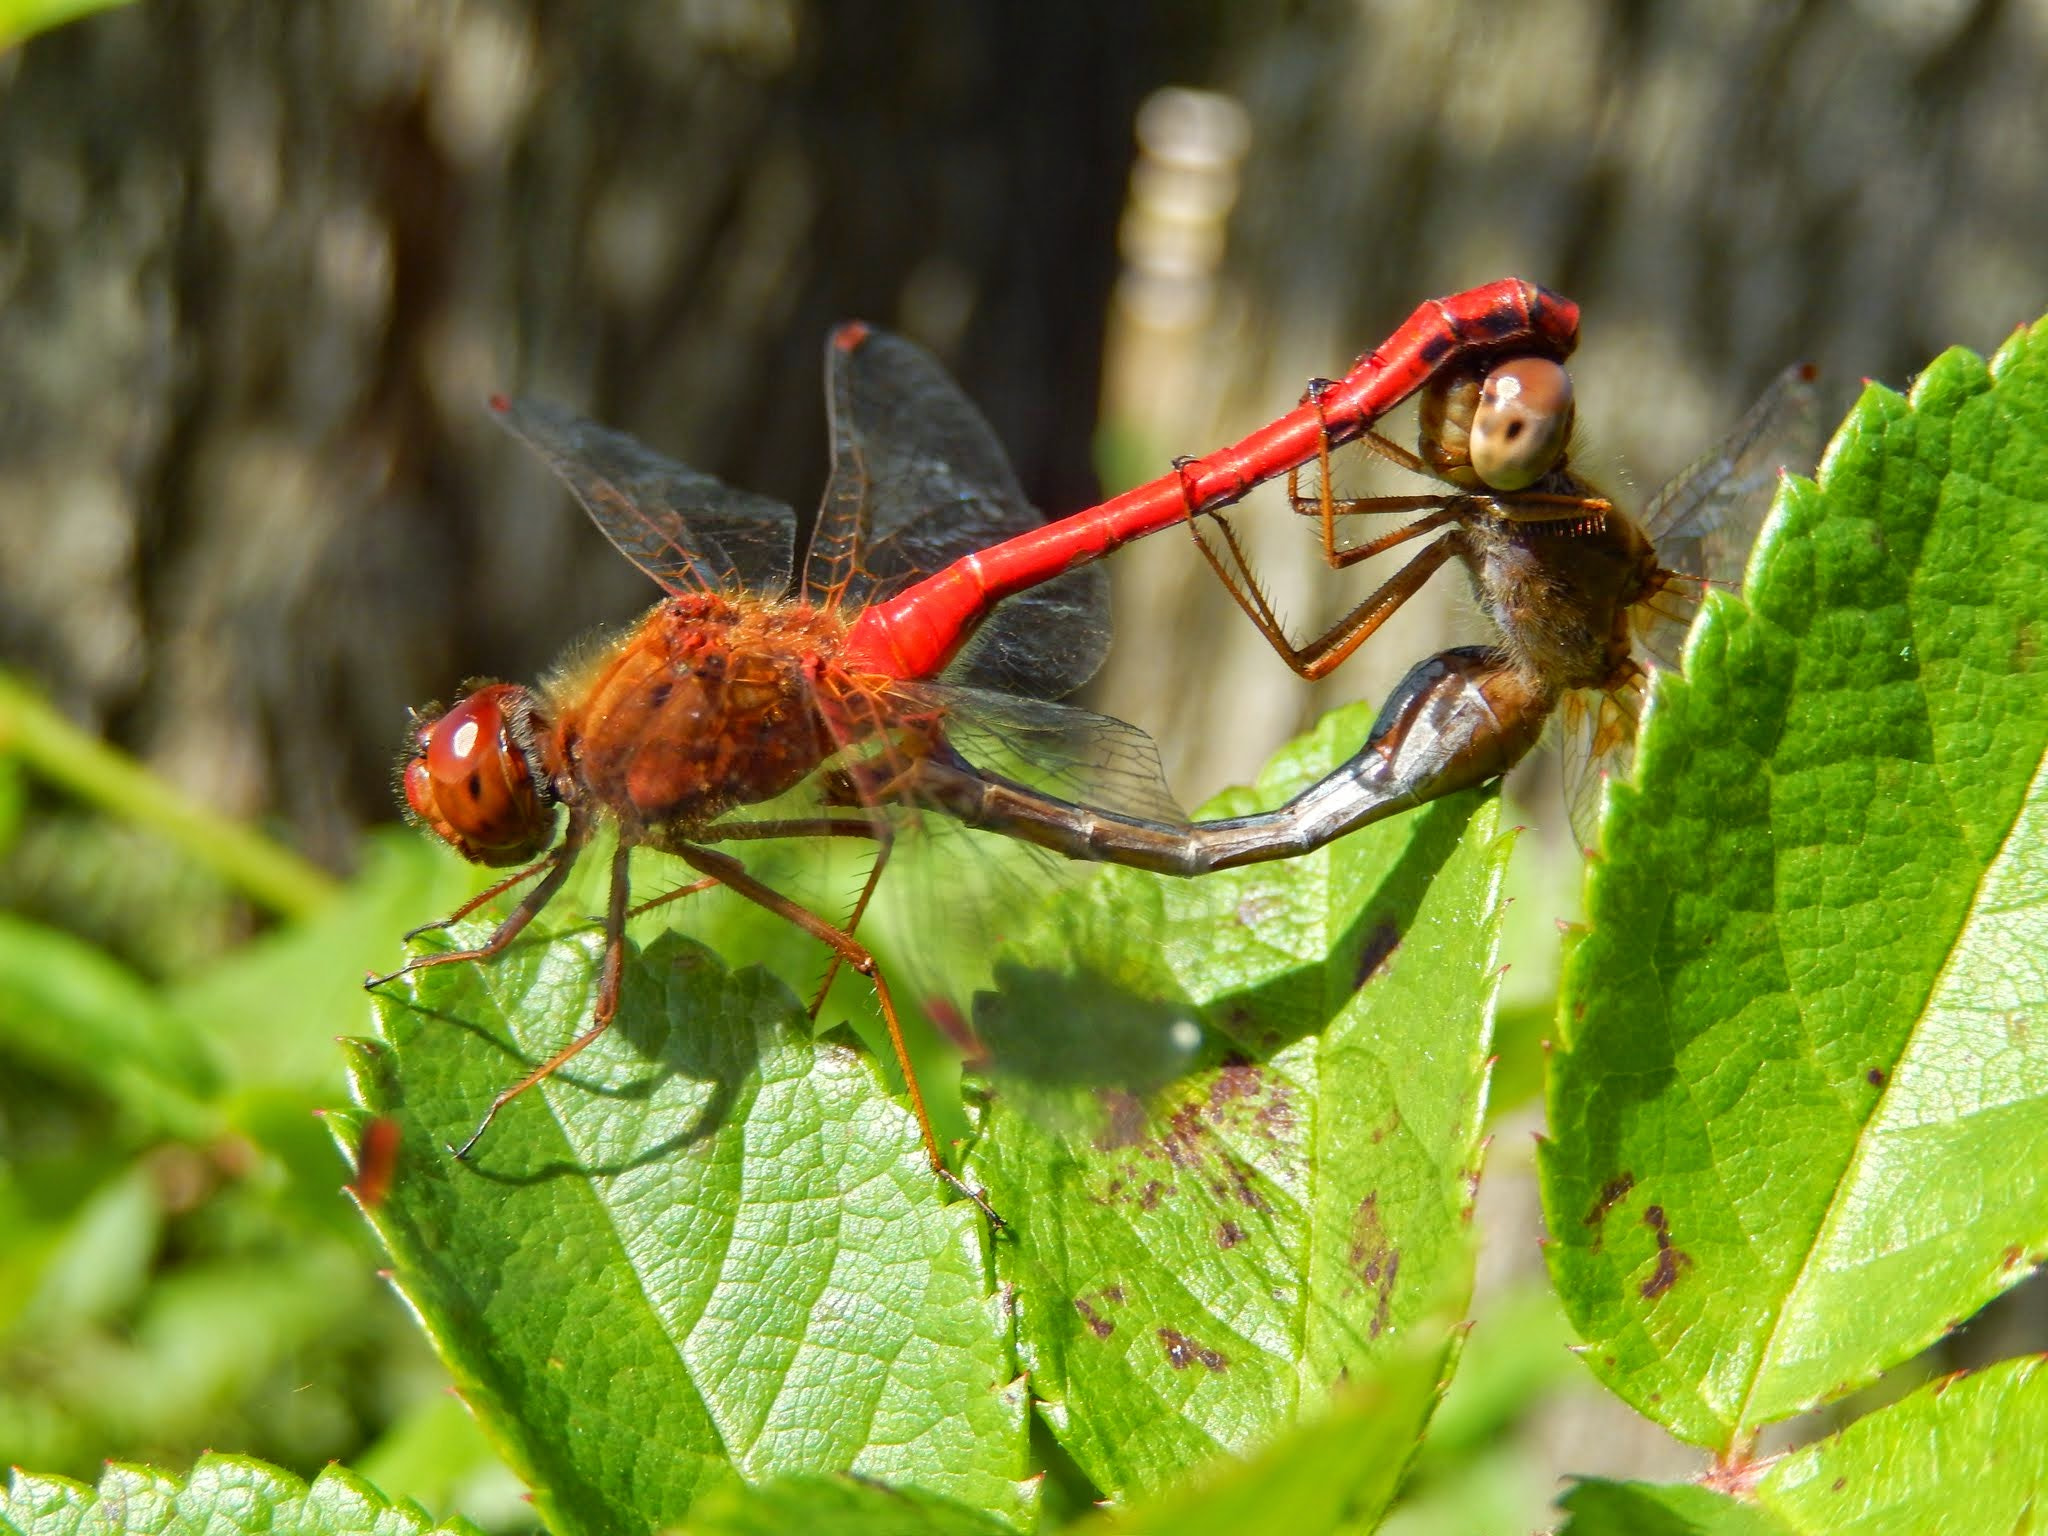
(376, 280), (1820, 1217)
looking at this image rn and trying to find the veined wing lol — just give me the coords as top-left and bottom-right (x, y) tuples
(1564, 365), (1821, 848)
(490, 396), (798, 596)
(808, 324), (1111, 700)
(1556, 669), (1649, 855)
(889, 681), (1187, 829)
(1632, 363), (1824, 670)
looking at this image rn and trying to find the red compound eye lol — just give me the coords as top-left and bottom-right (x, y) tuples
(400, 684), (554, 865)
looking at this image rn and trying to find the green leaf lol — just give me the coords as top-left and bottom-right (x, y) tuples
(1080, 1331), (1454, 1535)
(976, 703), (1511, 1499)
(1556, 1480), (1792, 1536)
(345, 699), (1508, 1528)
(0, 1455), (483, 1536)
(345, 933), (1033, 1536)
(0, 913), (220, 1138)
(1754, 1354), (2048, 1533)
(677, 1476), (1020, 1535)
(168, 830), (478, 1092)
(1558, 1355), (2048, 1535)
(1541, 320), (2048, 1445)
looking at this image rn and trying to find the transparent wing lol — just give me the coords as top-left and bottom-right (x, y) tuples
(808, 324), (1111, 699)
(1633, 363), (1824, 669)
(491, 397), (798, 596)
(1555, 673), (1647, 855)
(892, 681), (1187, 827)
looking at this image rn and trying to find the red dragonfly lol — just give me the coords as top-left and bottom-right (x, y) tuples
(906, 344), (1823, 865)
(375, 282), (1579, 1212)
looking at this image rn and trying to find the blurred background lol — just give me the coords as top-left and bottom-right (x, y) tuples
(1, 0), (2043, 1529)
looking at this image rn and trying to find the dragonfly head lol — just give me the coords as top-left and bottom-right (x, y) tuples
(400, 683), (557, 866)
(1421, 355), (1576, 493)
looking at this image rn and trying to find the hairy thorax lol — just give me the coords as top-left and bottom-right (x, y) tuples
(541, 593), (854, 833)
(1460, 499), (1660, 694)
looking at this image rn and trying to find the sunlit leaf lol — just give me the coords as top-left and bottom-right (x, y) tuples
(345, 935), (1034, 1536)
(676, 1475), (1019, 1535)
(345, 699), (1510, 1528)
(976, 703), (1511, 1499)
(1558, 1355), (2048, 1535)
(1542, 321), (2048, 1446)
(0, 1456), (483, 1536)
(1080, 1332), (1453, 1535)
(1754, 1354), (2048, 1533)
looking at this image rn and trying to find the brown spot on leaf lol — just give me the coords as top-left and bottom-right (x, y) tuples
(1209, 1060), (1262, 1107)
(1640, 1204), (1693, 1299)
(1369, 1105), (1403, 1145)
(1157, 1327), (1228, 1372)
(1831, 1477), (1847, 1493)
(1094, 1090), (1147, 1150)
(1582, 1173), (1635, 1252)
(1348, 1193), (1402, 1336)
(1138, 1180), (1170, 1211)
(1255, 1084), (1297, 1139)
(1162, 1101), (1207, 1170)
(1227, 1159), (1270, 1213)
(1103, 1285), (1125, 1304)
(1216, 1221), (1245, 1249)
(1370, 1253), (1400, 1338)
(2004, 1245), (2026, 1270)
(1867, 1067), (1886, 1087)
(1073, 1298), (1114, 1339)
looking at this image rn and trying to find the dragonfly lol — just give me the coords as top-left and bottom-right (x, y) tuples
(373, 282), (1582, 1215)
(901, 342), (1823, 866)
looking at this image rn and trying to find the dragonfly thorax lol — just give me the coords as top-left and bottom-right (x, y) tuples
(1461, 492), (1659, 694)
(545, 592), (853, 834)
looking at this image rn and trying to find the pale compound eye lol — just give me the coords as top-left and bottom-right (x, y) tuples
(1469, 356), (1574, 491)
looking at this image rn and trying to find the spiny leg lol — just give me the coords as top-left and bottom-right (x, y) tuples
(401, 853), (558, 943)
(1287, 379), (1437, 563)
(1195, 517), (1463, 681)
(807, 822), (894, 1019)
(672, 840), (1001, 1227)
(366, 822), (590, 992)
(449, 837), (633, 1160)
(628, 875), (722, 920)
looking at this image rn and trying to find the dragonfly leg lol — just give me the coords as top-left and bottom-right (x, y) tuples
(906, 647), (1553, 876)
(448, 836), (633, 1160)
(366, 819), (590, 991)
(673, 840), (1002, 1228)
(1286, 376), (1438, 561)
(804, 823), (893, 1019)
(628, 874), (722, 920)
(685, 813), (899, 1014)
(401, 853), (558, 942)
(1194, 521), (1464, 681)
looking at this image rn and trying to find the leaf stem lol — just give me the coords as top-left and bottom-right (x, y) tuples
(0, 669), (338, 919)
